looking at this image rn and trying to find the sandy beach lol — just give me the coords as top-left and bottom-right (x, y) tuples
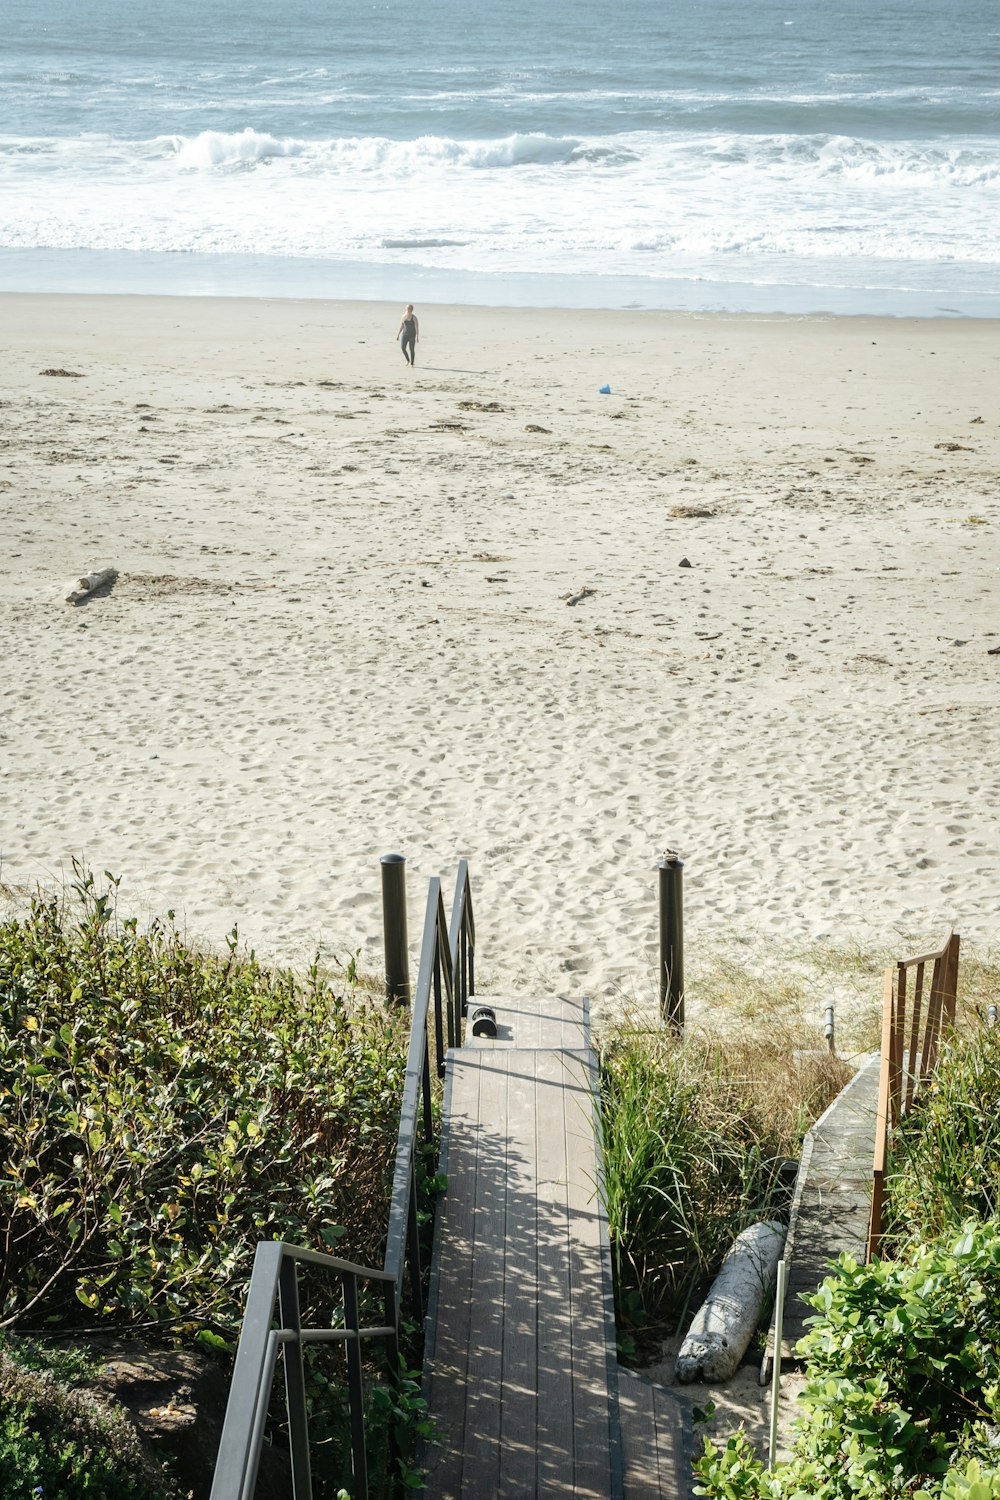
(1, 294), (997, 1015)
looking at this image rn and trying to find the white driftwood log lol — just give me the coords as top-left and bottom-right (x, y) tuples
(65, 567), (117, 604)
(675, 1220), (785, 1383)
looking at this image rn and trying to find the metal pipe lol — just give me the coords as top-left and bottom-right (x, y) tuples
(406, 1176), (424, 1322)
(380, 852), (410, 1006)
(657, 851), (685, 1029)
(342, 1276), (369, 1495)
(824, 1005), (835, 1054)
(278, 1258), (313, 1500)
(210, 1242), (284, 1500)
(768, 1258), (788, 1471)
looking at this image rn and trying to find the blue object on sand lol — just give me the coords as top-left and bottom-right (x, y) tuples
(599, 383), (612, 394)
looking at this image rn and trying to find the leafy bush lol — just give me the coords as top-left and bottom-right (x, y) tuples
(886, 1023), (1000, 1251)
(694, 1220), (1000, 1499)
(0, 871), (410, 1339)
(598, 1024), (849, 1334)
(0, 1338), (172, 1499)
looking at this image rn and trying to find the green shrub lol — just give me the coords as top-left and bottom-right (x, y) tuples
(694, 1220), (1000, 1499)
(0, 871), (410, 1339)
(0, 1340), (172, 1499)
(886, 1024), (1000, 1251)
(598, 1025), (849, 1333)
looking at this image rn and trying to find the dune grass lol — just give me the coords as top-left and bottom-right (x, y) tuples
(597, 1019), (851, 1346)
(683, 934), (1000, 1052)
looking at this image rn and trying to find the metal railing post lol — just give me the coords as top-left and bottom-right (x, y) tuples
(467, 923), (475, 1011)
(278, 1258), (313, 1500)
(406, 1177), (424, 1321)
(657, 850), (685, 1030)
(342, 1275), (369, 1496)
(380, 853), (410, 1006)
(824, 1005), (835, 1054)
(211, 865), (476, 1500)
(768, 1258), (788, 1470)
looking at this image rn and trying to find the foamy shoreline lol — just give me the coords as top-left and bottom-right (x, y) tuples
(2, 293), (997, 1018)
(3, 252), (1000, 321)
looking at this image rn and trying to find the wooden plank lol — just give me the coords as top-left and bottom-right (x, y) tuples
(563, 1050), (615, 1499)
(921, 958), (945, 1082)
(553, 993), (590, 1052)
(499, 1051), (539, 1497)
(783, 1053), (880, 1344)
(619, 1368), (659, 1497)
(890, 961), (906, 1128)
(557, 994), (589, 1052)
(945, 932), (961, 1025)
(465, 994), (591, 1052)
(868, 968), (896, 1260)
(461, 1053), (509, 1497)
(534, 1046), (577, 1494)
(904, 962), (925, 1112)
(618, 1368), (692, 1499)
(422, 1054), (482, 1495)
(651, 1380), (692, 1498)
(521, 997), (541, 1048)
(468, 996), (534, 1048)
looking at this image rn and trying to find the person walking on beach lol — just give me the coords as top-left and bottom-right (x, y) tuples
(396, 304), (419, 365)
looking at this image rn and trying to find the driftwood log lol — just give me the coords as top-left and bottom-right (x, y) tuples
(675, 1220), (785, 1383)
(65, 567), (117, 605)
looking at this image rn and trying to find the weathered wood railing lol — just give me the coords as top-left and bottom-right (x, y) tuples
(210, 860), (474, 1500)
(867, 929), (960, 1260)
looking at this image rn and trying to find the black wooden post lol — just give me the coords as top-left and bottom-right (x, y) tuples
(657, 851), (684, 1030)
(381, 852), (410, 1006)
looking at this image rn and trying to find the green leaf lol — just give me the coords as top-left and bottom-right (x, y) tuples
(196, 1329), (231, 1353)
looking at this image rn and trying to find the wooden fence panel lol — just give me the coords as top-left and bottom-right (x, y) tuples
(866, 931), (959, 1261)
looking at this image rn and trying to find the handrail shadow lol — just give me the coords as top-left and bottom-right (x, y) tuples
(209, 860), (476, 1499)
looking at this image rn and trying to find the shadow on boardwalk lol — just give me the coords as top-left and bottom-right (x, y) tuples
(423, 1046), (618, 1499)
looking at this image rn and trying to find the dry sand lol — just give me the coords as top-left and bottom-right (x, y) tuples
(1, 294), (997, 1015)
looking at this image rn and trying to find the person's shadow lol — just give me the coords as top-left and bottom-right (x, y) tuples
(412, 364), (488, 376)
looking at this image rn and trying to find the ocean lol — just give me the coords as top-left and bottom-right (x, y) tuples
(2, 0), (998, 314)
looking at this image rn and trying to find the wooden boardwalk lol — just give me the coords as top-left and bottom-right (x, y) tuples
(422, 993), (691, 1497)
(762, 1053), (881, 1378)
(422, 995), (623, 1498)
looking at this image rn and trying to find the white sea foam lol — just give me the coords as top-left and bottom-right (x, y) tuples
(1, 123), (997, 298)
(6, 124), (998, 186)
(170, 128), (303, 170)
(156, 128), (593, 172)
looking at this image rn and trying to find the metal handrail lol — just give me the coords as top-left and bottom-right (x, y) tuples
(384, 861), (475, 1301)
(210, 861), (475, 1500)
(867, 928), (960, 1260)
